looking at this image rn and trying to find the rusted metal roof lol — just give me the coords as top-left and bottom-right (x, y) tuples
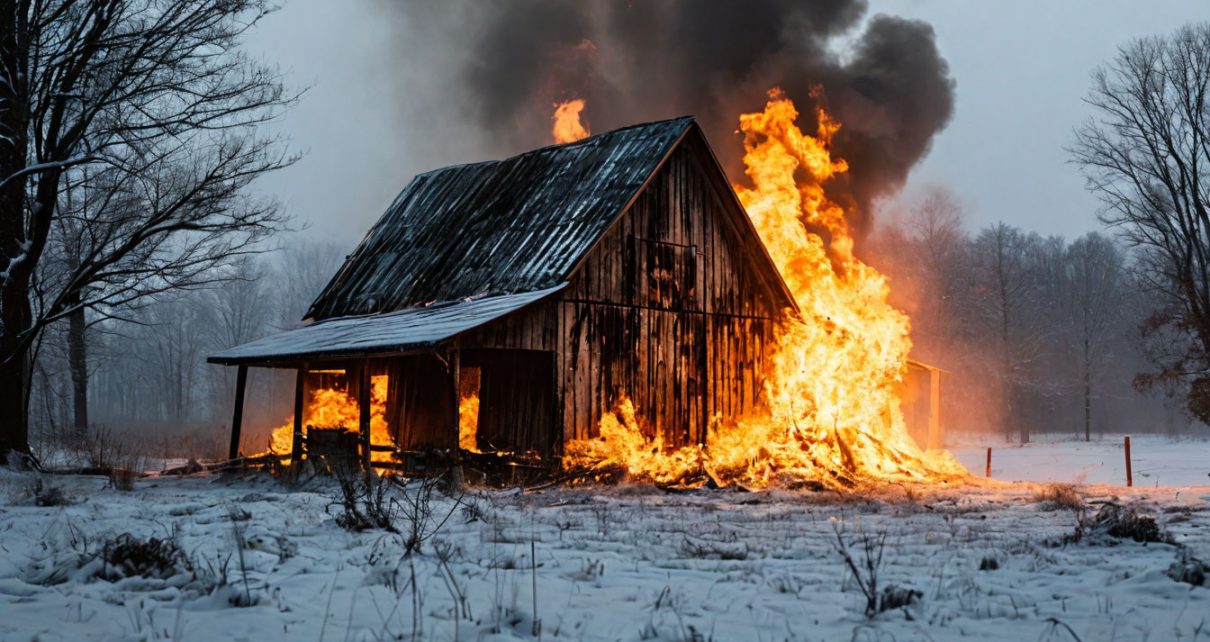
(207, 286), (565, 366)
(305, 117), (695, 320)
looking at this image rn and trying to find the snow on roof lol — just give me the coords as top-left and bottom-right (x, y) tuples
(208, 285), (565, 366)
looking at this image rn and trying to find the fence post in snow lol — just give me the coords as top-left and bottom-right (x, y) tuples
(1124, 435), (1133, 487)
(985, 447), (992, 478)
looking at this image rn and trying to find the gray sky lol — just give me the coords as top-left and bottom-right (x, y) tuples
(246, 0), (1209, 248)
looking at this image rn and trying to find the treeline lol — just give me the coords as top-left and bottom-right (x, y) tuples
(29, 243), (347, 461)
(870, 188), (1188, 442)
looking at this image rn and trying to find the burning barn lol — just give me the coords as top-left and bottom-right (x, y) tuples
(209, 114), (943, 478)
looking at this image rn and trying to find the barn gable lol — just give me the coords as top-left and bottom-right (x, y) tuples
(309, 118), (680, 319)
(304, 117), (795, 322)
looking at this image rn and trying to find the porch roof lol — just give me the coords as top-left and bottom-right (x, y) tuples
(207, 285), (564, 367)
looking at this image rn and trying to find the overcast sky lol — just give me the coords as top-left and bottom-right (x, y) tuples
(245, 1), (1208, 249)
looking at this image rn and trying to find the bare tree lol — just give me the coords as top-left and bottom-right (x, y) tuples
(970, 223), (1045, 442)
(275, 240), (347, 328)
(0, 1), (297, 463)
(907, 187), (967, 341)
(1071, 22), (1210, 423)
(1063, 233), (1128, 441)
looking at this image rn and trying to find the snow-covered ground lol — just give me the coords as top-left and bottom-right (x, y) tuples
(1, 438), (1208, 642)
(951, 432), (1210, 487)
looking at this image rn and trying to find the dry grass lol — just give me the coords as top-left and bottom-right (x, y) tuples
(1034, 483), (1085, 511)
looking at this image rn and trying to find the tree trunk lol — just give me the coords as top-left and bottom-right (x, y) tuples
(68, 298), (88, 436)
(0, 1), (31, 465)
(0, 289), (32, 464)
(1089, 336), (1098, 442)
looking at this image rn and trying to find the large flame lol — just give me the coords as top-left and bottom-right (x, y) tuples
(563, 90), (964, 489)
(552, 99), (590, 143)
(266, 374), (394, 464)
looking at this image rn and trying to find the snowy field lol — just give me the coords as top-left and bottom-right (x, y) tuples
(1, 437), (1208, 642)
(951, 433), (1210, 487)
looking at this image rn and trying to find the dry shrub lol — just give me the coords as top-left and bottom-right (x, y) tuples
(1066, 503), (1173, 545)
(1167, 549), (1208, 586)
(1035, 483), (1084, 511)
(17, 478), (70, 506)
(101, 533), (191, 580)
(109, 467), (137, 492)
(330, 461), (398, 532)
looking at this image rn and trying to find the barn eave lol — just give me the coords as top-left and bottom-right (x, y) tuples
(206, 285), (566, 367)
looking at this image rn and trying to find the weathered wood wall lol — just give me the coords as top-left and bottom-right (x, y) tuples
(450, 130), (788, 456)
(553, 134), (785, 449)
(385, 354), (453, 450)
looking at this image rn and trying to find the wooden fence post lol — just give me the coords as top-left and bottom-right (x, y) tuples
(985, 447), (992, 478)
(1124, 435), (1133, 487)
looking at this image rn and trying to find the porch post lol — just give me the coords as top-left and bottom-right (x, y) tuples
(450, 346), (461, 463)
(359, 361), (372, 470)
(227, 364), (248, 460)
(291, 364), (307, 462)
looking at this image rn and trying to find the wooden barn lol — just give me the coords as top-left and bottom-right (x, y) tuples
(210, 116), (942, 471)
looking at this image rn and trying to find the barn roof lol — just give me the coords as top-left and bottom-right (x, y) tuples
(211, 116), (798, 366)
(305, 116), (697, 320)
(208, 286), (565, 366)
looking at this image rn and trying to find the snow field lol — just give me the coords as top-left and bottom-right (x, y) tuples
(0, 450), (1207, 641)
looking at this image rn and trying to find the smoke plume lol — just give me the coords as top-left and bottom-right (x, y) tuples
(397, 0), (954, 235)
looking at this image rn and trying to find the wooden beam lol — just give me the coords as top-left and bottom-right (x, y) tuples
(228, 365), (248, 460)
(291, 365), (307, 462)
(359, 362), (372, 470)
(450, 346), (461, 463)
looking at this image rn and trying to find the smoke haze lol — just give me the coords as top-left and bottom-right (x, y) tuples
(392, 0), (955, 235)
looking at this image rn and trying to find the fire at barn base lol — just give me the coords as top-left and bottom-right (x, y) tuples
(210, 110), (956, 489)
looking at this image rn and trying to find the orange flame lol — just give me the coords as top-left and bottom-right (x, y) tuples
(552, 99), (590, 143)
(563, 89), (964, 488)
(459, 394), (481, 453)
(266, 374), (393, 464)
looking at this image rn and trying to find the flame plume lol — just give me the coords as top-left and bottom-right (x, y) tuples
(563, 90), (964, 489)
(552, 99), (590, 143)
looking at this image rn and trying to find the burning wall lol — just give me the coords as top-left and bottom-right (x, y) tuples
(561, 92), (964, 488)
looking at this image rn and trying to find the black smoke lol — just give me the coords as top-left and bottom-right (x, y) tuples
(399, 0), (954, 236)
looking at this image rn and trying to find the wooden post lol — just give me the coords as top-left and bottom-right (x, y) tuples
(227, 365), (248, 460)
(927, 369), (943, 449)
(291, 365), (306, 462)
(450, 347), (461, 462)
(1124, 435), (1133, 487)
(359, 362), (372, 471)
(985, 447), (992, 478)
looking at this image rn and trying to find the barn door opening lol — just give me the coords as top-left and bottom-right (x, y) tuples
(460, 349), (555, 458)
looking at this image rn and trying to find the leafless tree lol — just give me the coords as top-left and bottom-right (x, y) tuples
(0, 0), (298, 463)
(1070, 22), (1210, 423)
(906, 187), (968, 340)
(970, 223), (1047, 442)
(1063, 233), (1128, 441)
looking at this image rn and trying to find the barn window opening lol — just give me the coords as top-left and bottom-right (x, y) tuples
(266, 368), (392, 465)
(459, 366), (482, 453)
